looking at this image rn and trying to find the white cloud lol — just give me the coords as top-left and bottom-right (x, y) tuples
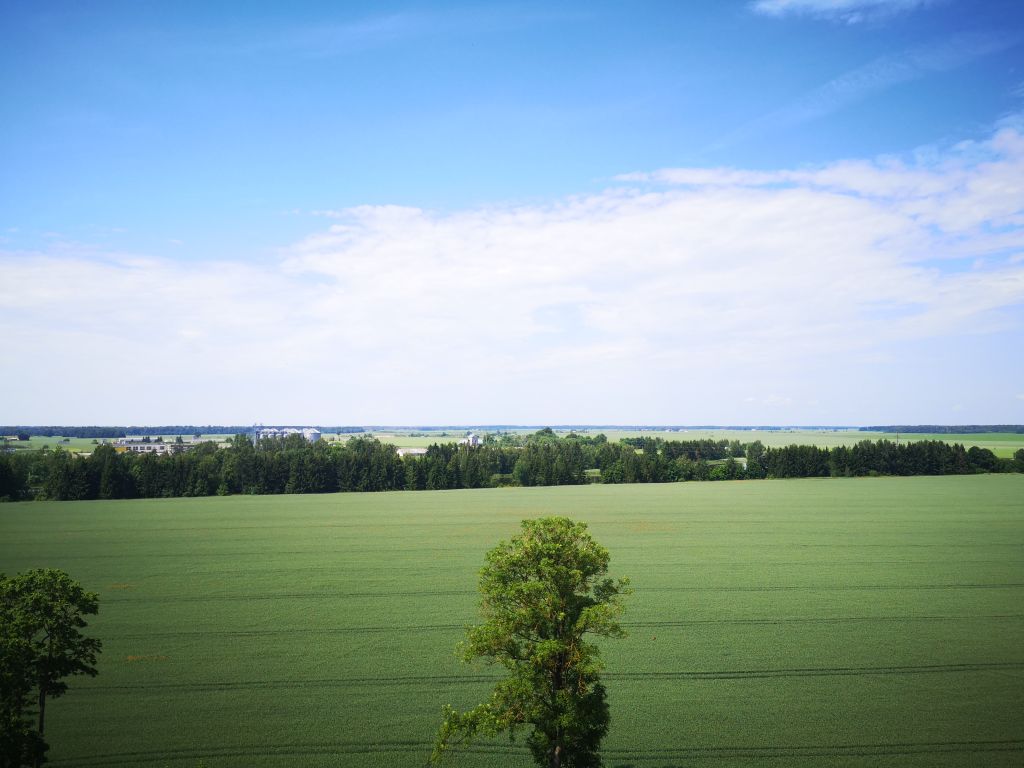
(2, 122), (1023, 423)
(752, 0), (938, 23)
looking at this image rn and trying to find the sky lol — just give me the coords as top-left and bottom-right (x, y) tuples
(1, 0), (1023, 426)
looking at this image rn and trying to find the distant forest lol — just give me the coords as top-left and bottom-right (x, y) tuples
(5, 424), (1024, 440)
(861, 425), (1024, 434)
(0, 426), (367, 438)
(1, 429), (1021, 502)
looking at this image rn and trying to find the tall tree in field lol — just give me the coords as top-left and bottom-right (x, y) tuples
(431, 517), (629, 768)
(0, 570), (101, 767)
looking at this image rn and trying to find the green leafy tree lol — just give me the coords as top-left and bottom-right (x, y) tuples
(0, 633), (45, 768)
(0, 570), (101, 767)
(431, 517), (629, 768)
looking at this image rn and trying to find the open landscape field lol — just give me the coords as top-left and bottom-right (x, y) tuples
(590, 430), (1024, 458)
(8, 429), (1022, 459)
(325, 429), (1024, 457)
(2, 435), (104, 453)
(1, 476), (1022, 767)
(2, 434), (235, 454)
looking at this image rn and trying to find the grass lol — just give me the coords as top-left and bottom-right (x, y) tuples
(1, 476), (1022, 767)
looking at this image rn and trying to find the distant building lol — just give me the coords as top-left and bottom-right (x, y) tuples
(253, 427), (321, 443)
(397, 447), (428, 457)
(459, 432), (482, 447)
(114, 437), (192, 455)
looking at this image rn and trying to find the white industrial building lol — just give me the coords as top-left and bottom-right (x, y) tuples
(114, 437), (191, 455)
(253, 427), (321, 443)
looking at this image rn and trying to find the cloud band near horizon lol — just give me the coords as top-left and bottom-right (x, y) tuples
(1, 121), (1022, 424)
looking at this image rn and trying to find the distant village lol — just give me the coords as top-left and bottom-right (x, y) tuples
(112, 427), (323, 455)
(10, 428), (487, 458)
(252, 427), (322, 443)
(397, 432), (480, 457)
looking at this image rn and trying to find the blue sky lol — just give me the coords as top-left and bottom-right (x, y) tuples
(2, 0), (1023, 424)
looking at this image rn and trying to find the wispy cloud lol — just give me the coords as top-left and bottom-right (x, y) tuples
(752, 0), (939, 24)
(245, 13), (436, 58)
(710, 31), (1019, 151)
(2, 121), (1023, 423)
(219, 7), (584, 59)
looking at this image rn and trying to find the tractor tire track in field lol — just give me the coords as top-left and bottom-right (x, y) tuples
(625, 613), (1024, 628)
(57, 518), (1020, 534)
(139, 557), (1021, 574)
(49, 740), (522, 766)
(81, 661), (1024, 693)
(116, 623), (467, 639)
(602, 661), (1024, 681)
(44, 540), (1024, 563)
(41, 547), (463, 560)
(102, 582), (1024, 604)
(599, 740), (1024, 761)
(641, 582), (1024, 592)
(94, 556), (1021, 581)
(49, 738), (1024, 766)
(110, 613), (1024, 640)
(103, 589), (476, 603)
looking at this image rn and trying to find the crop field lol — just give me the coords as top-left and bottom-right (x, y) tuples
(1, 476), (1023, 767)
(3, 434), (233, 454)
(329, 429), (1024, 457)
(3, 435), (102, 453)
(591, 430), (1024, 458)
(9, 430), (1022, 458)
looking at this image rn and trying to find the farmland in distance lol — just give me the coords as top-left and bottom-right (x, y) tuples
(1, 476), (1022, 767)
(330, 429), (1024, 457)
(7, 429), (1022, 458)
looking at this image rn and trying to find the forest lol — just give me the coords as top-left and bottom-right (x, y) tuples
(1, 430), (1021, 502)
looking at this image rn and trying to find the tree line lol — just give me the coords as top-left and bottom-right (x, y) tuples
(0, 431), (1021, 502)
(0, 426), (368, 439)
(861, 425), (1024, 434)
(752, 440), (1017, 478)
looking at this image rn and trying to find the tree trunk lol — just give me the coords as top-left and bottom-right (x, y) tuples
(551, 658), (563, 768)
(36, 684), (46, 768)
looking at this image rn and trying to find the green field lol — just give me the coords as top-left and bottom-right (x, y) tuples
(2, 434), (234, 454)
(324, 429), (1024, 457)
(8, 430), (1022, 458)
(1, 477), (1023, 767)
(2, 435), (103, 453)
(590, 430), (1024, 458)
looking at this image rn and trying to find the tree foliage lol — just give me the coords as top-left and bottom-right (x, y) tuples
(1, 434), (1019, 503)
(0, 570), (101, 768)
(432, 518), (629, 768)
